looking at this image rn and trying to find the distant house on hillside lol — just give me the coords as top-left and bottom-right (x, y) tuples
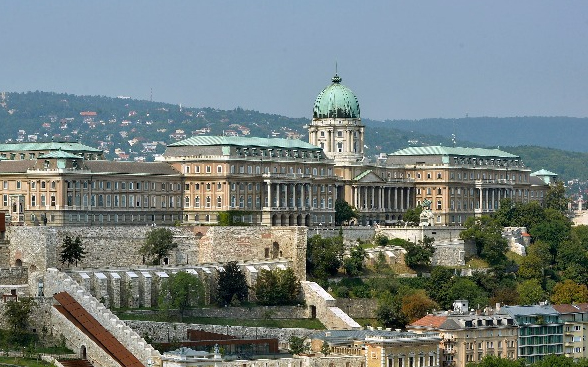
(79, 111), (97, 116)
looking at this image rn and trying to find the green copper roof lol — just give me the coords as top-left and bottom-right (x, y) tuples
(169, 135), (322, 150)
(390, 146), (519, 158)
(0, 142), (101, 153)
(313, 74), (360, 119)
(531, 169), (558, 176)
(39, 150), (83, 159)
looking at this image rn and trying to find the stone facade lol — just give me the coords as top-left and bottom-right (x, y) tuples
(5, 225), (307, 282)
(301, 281), (361, 330)
(335, 298), (379, 319)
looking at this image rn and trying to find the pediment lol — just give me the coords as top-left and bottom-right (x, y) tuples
(354, 170), (385, 183)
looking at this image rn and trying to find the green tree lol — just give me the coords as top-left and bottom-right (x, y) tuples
(288, 335), (308, 355)
(551, 280), (588, 304)
(402, 236), (435, 269)
(426, 266), (455, 309)
(466, 354), (525, 367)
(159, 271), (204, 322)
(335, 199), (358, 225)
(460, 216), (508, 266)
(254, 267), (301, 305)
(217, 261), (249, 306)
(400, 290), (438, 323)
(543, 181), (569, 213)
(139, 228), (178, 265)
(517, 279), (544, 305)
(530, 208), (572, 263)
(375, 291), (406, 328)
(403, 206), (423, 225)
(306, 235), (344, 280)
(343, 245), (367, 276)
(3, 297), (37, 345)
(217, 210), (252, 226)
(60, 235), (87, 267)
(447, 278), (488, 309)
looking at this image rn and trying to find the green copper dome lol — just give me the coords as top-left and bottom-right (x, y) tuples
(313, 74), (360, 119)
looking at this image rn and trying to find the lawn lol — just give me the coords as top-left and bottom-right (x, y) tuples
(0, 356), (54, 367)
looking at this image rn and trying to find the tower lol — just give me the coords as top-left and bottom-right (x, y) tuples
(307, 74), (365, 164)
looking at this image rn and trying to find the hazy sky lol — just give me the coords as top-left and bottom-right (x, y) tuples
(2, 1), (587, 120)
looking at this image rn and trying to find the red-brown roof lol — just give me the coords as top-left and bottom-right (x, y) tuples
(54, 292), (144, 367)
(409, 314), (448, 329)
(553, 303), (588, 313)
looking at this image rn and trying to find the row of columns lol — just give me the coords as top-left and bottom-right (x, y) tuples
(308, 126), (365, 155)
(478, 187), (514, 211)
(353, 186), (412, 212)
(265, 181), (336, 210)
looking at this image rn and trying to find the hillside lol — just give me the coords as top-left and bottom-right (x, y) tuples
(0, 91), (585, 183)
(379, 117), (588, 153)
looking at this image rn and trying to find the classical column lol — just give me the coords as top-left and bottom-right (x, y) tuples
(491, 189), (495, 210)
(394, 188), (398, 210)
(267, 182), (272, 208)
(406, 187), (411, 209)
(292, 183), (297, 209)
(400, 188), (404, 211)
(363, 186), (368, 209)
(275, 184), (280, 208)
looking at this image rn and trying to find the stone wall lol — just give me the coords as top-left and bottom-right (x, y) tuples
(301, 281), (360, 330)
(125, 320), (313, 346)
(335, 298), (378, 319)
(309, 227), (375, 247)
(198, 226), (307, 281)
(51, 308), (122, 367)
(7, 226), (307, 282)
(377, 226), (464, 243)
(0, 267), (28, 284)
(44, 269), (160, 366)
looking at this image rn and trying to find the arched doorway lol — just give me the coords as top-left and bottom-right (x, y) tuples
(296, 215), (303, 226)
(15, 259), (22, 267)
(305, 214), (311, 226)
(80, 345), (87, 359)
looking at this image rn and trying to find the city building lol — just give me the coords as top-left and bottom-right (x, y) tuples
(552, 304), (588, 360)
(408, 301), (518, 367)
(308, 329), (441, 367)
(0, 73), (552, 226)
(497, 305), (563, 364)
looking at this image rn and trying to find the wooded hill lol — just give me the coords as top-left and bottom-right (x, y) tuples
(0, 91), (585, 182)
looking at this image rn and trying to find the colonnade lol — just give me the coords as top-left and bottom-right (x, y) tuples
(352, 186), (413, 212)
(265, 181), (336, 210)
(477, 187), (514, 211)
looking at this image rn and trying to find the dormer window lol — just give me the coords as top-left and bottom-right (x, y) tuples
(44, 160), (50, 169)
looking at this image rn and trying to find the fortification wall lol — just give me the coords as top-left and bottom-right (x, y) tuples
(376, 226), (464, 243)
(125, 320), (312, 345)
(335, 298), (378, 319)
(7, 226), (306, 280)
(44, 269), (160, 366)
(198, 226), (307, 281)
(308, 227), (375, 246)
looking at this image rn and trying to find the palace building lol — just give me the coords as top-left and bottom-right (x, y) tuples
(0, 73), (551, 226)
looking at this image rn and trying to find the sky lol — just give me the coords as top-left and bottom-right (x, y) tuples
(1, 1), (588, 121)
